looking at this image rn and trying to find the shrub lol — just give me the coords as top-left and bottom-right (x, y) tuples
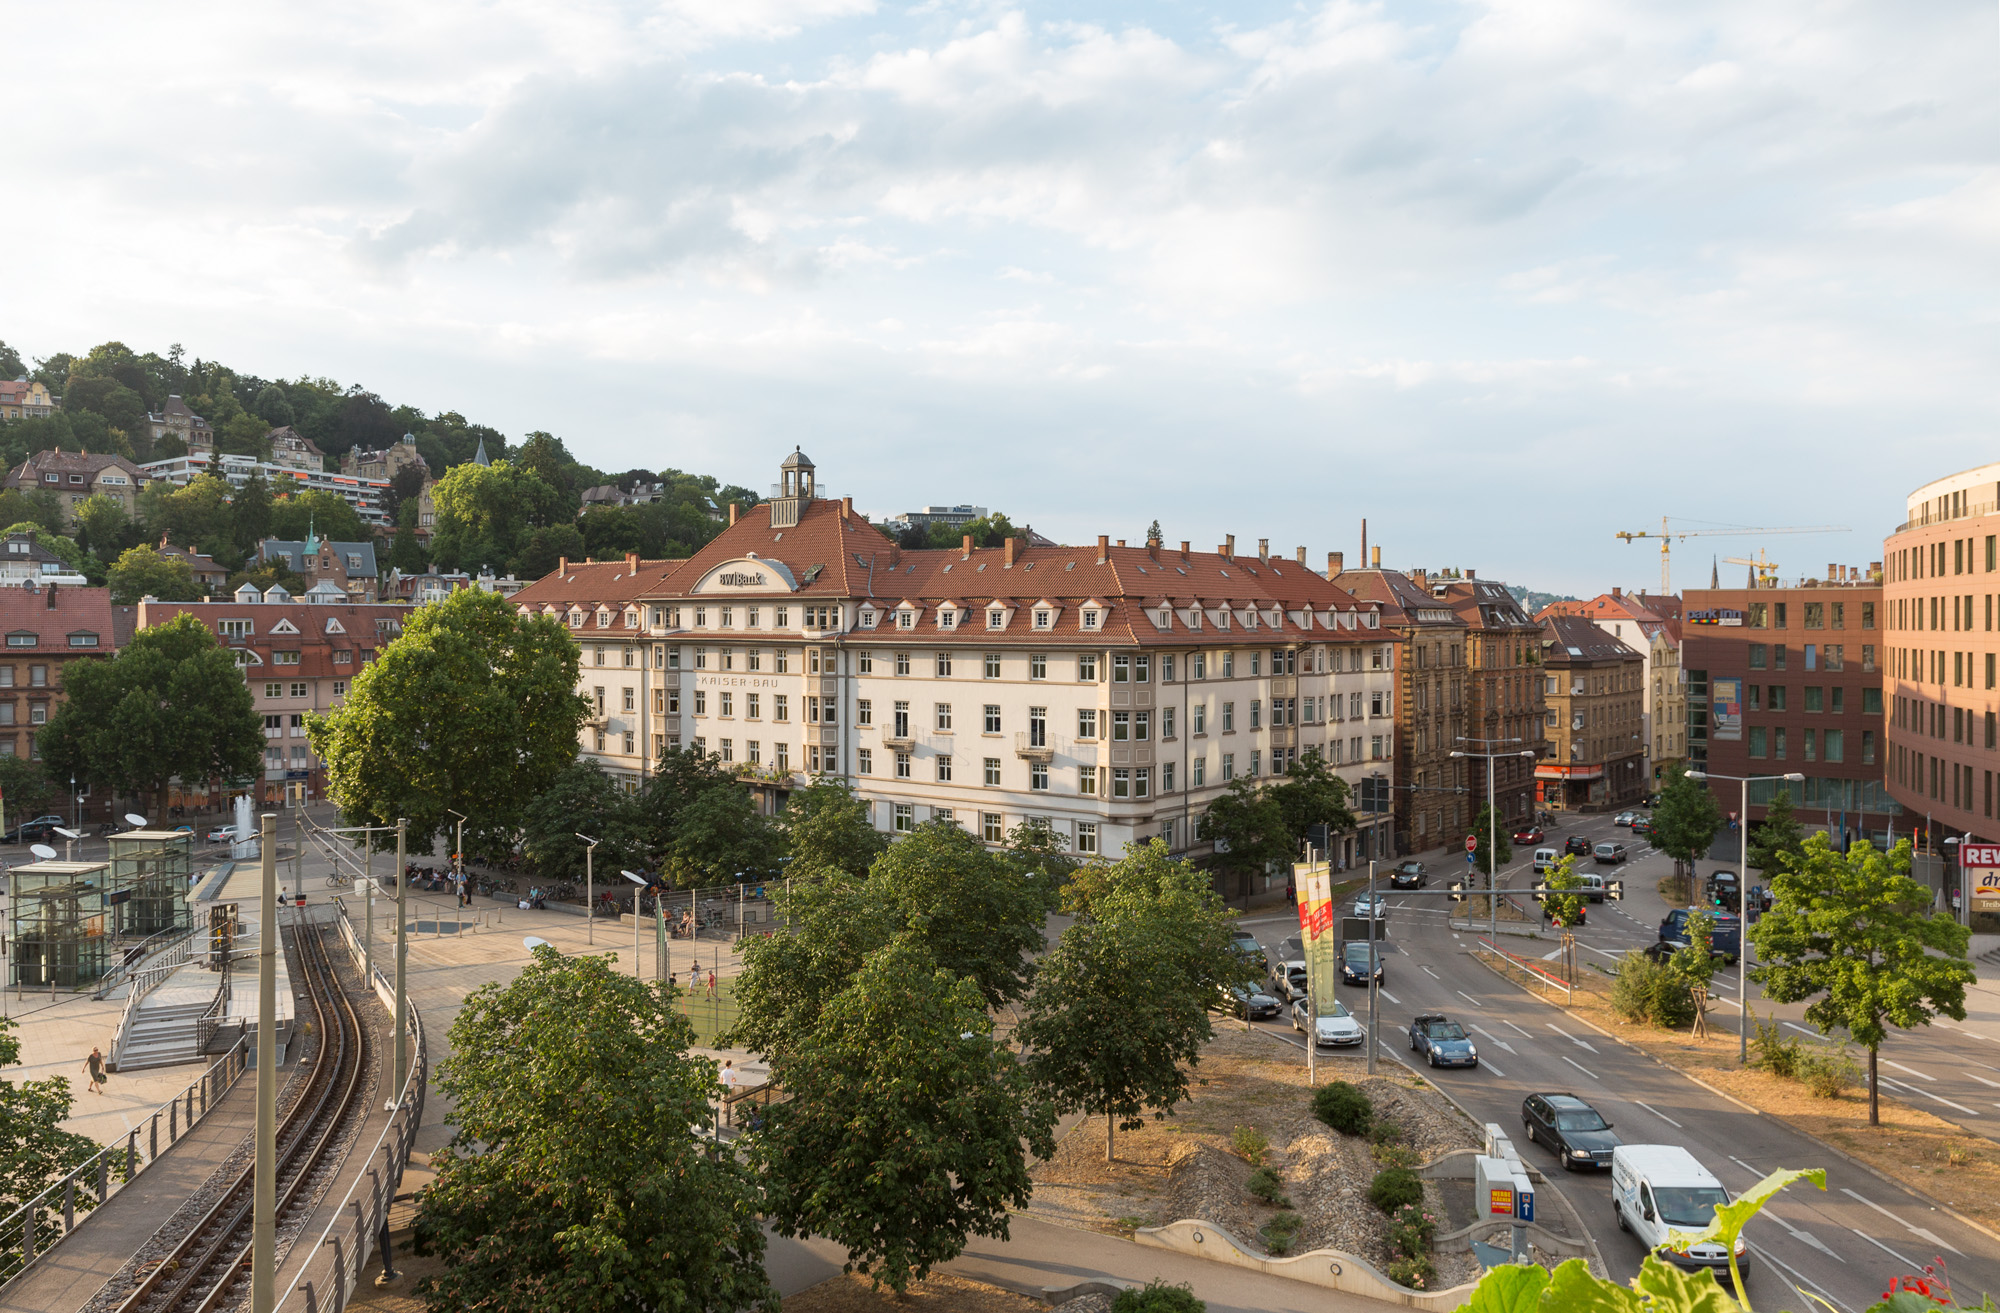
(1312, 1081), (1373, 1136)
(1648, 969), (1696, 1028)
(1262, 1209), (1302, 1254)
(1372, 1143), (1421, 1169)
(1751, 1014), (1803, 1079)
(1610, 951), (1661, 1023)
(1112, 1280), (1205, 1313)
(1245, 1166), (1289, 1205)
(1368, 1120), (1405, 1146)
(1384, 1255), (1437, 1291)
(1387, 1202), (1437, 1256)
(1798, 1045), (1858, 1099)
(1231, 1124), (1269, 1165)
(1367, 1166), (1424, 1214)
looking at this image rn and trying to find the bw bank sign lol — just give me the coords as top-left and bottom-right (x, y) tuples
(689, 558), (798, 592)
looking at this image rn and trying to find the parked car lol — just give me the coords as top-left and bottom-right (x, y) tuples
(1614, 811), (1637, 827)
(1593, 841), (1628, 864)
(1611, 1145), (1744, 1283)
(1295, 997), (1366, 1047)
(1658, 908), (1742, 964)
(1351, 893), (1389, 920)
(1216, 982), (1283, 1021)
(1340, 940), (1384, 986)
(1564, 835), (1592, 857)
(1390, 861), (1428, 889)
(1512, 825), (1546, 845)
(1269, 959), (1310, 1003)
(1532, 847), (1559, 874)
(2, 815), (65, 844)
(1575, 873), (1607, 903)
(1229, 928), (1268, 970)
(1408, 1013), (1479, 1068)
(1630, 816), (1653, 837)
(205, 825), (235, 843)
(1522, 1092), (1621, 1170)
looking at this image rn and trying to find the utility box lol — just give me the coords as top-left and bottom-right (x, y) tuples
(1474, 1155), (1519, 1221)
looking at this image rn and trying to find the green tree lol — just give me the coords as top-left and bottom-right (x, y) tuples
(417, 947), (774, 1313)
(1470, 802), (1512, 879)
(661, 785), (781, 885)
(520, 760), (650, 886)
(0, 340), (23, 379)
(268, 488), (368, 544)
(1652, 763), (1723, 880)
(1746, 789), (1806, 876)
(754, 936), (1052, 1294)
(1020, 840), (1241, 1161)
(780, 778), (888, 881)
(0, 758), (57, 825)
(1752, 835), (1975, 1125)
(633, 746), (738, 854)
(251, 384), (294, 427)
(215, 412), (270, 459)
(866, 817), (1047, 1006)
(72, 494), (134, 565)
(1538, 852), (1586, 929)
(308, 588), (589, 858)
(40, 613), (262, 811)
(1003, 815), (1077, 893)
(142, 473), (235, 563)
(388, 522), (426, 574)
(0, 1015), (103, 1230)
(230, 472), (273, 557)
(725, 877), (896, 1060)
(1269, 748), (1356, 850)
(1199, 777), (1288, 903)
(429, 460), (566, 573)
(106, 544), (204, 605)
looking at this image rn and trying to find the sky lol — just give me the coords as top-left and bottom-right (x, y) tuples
(3, 0), (1997, 596)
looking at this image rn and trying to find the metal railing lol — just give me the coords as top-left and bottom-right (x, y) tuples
(94, 925), (198, 999)
(0, 1035), (251, 1292)
(271, 899), (429, 1312)
(107, 937), (213, 1072)
(1473, 936), (1574, 1002)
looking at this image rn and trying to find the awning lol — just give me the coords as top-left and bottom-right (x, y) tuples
(1535, 764), (1604, 781)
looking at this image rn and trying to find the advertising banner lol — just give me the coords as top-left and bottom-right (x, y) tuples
(1972, 867), (2000, 909)
(1711, 677), (1743, 742)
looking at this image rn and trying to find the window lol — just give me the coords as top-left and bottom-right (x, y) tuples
(893, 701), (910, 736)
(1804, 602), (1824, 629)
(1030, 654), (1047, 680)
(858, 747), (874, 774)
(1222, 752), (1235, 781)
(1162, 761), (1175, 791)
(266, 681), (283, 698)
(1191, 653), (1206, 679)
(274, 651), (300, 665)
(1249, 652), (1261, 676)
(1112, 711), (1129, 742)
(1804, 728), (1817, 761)
(694, 690), (707, 715)
(936, 754), (952, 782)
(1831, 687), (1844, 714)
(1775, 727), (1787, 759)
(894, 804), (914, 833)
(1029, 707), (1047, 747)
(1136, 655), (1151, 683)
(1079, 765), (1098, 795)
(1862, 687), (1882, 715)
(1081, 609), (1099, 631)
(1078, 708), (1098, 738)
(747, 693), (760, 719)
(1748, 644), (1767, 670)
(858, 653), (873, 674)
(935, 702), (952, 731)
(1804, 687), (1823, 713)
(1112, 768), (1130, 798)
(895, 652), (911, 675)
(221, 619), (252, 639)
(984, 757), (1002, 785)
(290, 682), (307, 699)
(1135, 711), (1150, 741)
(1775, 602), (1788, 628)
(984, 653), (1001, 678)
(896, 751), (912, 779)
(775, 694), (789, 722)
(623, 687), (636, 712)
(28, 666), (44, 688)
(1082, 654), (1100, 682)
(1161, 655), (1175, 681)
(1162, 706), (1175, 738)
(1249, 699), (1261, 730)
(746, 649), (761, 672)
(987, 610), (1005, 631)
(1824, 729), (1844, 762)
(1749, 726), (1767, 757)
(720, 692), (733, 716)
(1192, 703), (1206, 734)
(1034, 610), (1051, 629)
(1193, 755), (1206, 786)
(1135, 767), (1151, 798)
(1749, 603), (1768, 628)
(936, 652), (952, 677)
(1768, 685), (1786, 711)
(1077, 822), (1098, 855)
(1030, 761), (1049, 791)
(1222, 701), (1236, 732)
(775, 650), (789, 674)
(1222, 652), (1234, 677)
(333, 681), (346, 698)
(1863, 729), (1877, 764)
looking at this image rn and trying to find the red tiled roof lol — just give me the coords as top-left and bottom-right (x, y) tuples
(0, 585), (120, 649)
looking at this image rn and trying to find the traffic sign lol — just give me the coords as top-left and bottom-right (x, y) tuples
(1465, 835), (1478, 853)
(1606, 879), (1625, 901)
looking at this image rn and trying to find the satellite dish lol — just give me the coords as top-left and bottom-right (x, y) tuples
(124, 813), (148, 828)
(523, 936), (553, 952)
(621, 870), (647, 885)
(52, 827), (81, 840)
(30, 843), (58, 860)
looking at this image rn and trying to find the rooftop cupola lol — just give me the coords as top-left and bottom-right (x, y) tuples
(771, 447), (817, 529)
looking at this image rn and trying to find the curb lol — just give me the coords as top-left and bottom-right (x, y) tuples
(1135, 1219), (1480, 1310)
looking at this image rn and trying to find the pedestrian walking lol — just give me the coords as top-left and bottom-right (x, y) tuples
(720, 1059), (737, 1094)
(82, 1046), (107, 1094)
(706, 969), (717, 997)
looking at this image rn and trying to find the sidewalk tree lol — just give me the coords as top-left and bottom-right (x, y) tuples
(723, 877), (895, 1060)
(778, 778), (886, 881)
(1750, 834), (1975, 1125)
(521, 760), (649, 885)
(106, 544), (203, 605)
(754, 936), (1053, 1294)
(1539, 853), (1586, 929)
(1746, 789), (1806, 875)
(866, 817), (1048, 1006)
(661, 784), (781, 884)
(309, 587), (588, 859)
(1020, 840), (1240, 1161)
(0, 1015), (103, 1228)
(41, 612), (262, 812)
(1270, 748), (1356, 850)
(1651, 763), (1723, 880)
(418, 947), (774, 1313)
(634, 745), (738, 855)
(1199, 777), (1288, 903)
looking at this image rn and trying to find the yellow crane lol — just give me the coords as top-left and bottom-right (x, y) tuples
(1721, 551), (1783, 587)
(1615, 518), (1848, 595)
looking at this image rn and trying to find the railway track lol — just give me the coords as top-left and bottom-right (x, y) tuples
(112, 919), (369, 1313)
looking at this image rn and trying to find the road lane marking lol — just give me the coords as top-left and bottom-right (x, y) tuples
(1965, 1073), (2000, 1089)
(1475, 1057), (1504, 1077)
(1562, 1055), (1598, 1081)
(1468, 1024), (1516, 1054)
(1729, 1155), (1760, 1175)
(1456, 991), (1485, 1008)
(1882, 1060), (1935, 1082)
(1749, 1241), (1850, 1312)
(1421, 965), (1441, 979)
(1502, 1019), (1534, 1037)
(1632, 1100), (1682, 1128)
(1841, 1188), (1962, 1254)
(1879, 1076), (1981, 1117)
(1582, 944), (1625, 960)
(1379, 989), (1401, 1005)
(1784, 1022), (1828, 1042)
(1850, 1226), (1922, 1270)
(1546, 1023), (1598, 1053)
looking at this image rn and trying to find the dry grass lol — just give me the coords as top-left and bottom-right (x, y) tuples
(782, 1271), (1045, 1311)
(1517, 957), (2000, 1232)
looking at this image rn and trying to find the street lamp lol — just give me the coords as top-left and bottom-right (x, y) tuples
(1451, 742), (1540, 941)
(576, 833), (600, 945)
(622, 871), (648, 978)
(1683, 769), (1805, 1063)
(447, 809), (467, 895)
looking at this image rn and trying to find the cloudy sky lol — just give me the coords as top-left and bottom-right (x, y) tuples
(5, 0), (1996, 593)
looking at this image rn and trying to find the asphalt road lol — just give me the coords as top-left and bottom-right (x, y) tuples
(1238, 811), (2000, 1313)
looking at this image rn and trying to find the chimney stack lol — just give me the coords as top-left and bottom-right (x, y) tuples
(728, 502), (739, 527)
(1116, 538), (1126, 548)
(1296, 546), (1306, 566)
(1370, 545), (1381, 568)
(841, 496), (853, 519)
(1097, 534), (1109, 564)
(1828, 562), (1837, 582)
(1361, 517), (1368, 565)
(1258, 538), (1268, 561)
(1179, 540), (1190, 559)
(1467, 568), (1476, 579)
(626, 551), (639, 575)
(1225, 534), (1236, 561)
(962, 534), (974, 559)
(1612, 585), (1621, 597)
(1147, 537), (1160, 561)
(1004, 536), (1018, 567)
(1329, 551), (1344, 576)
(558, 556), (569, 575)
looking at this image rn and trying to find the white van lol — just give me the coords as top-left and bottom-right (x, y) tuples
(1533, 847), (1559, 874)
(1610, 1145), (1744, 1282)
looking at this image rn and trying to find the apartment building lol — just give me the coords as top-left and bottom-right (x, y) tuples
(1541, 590), (1685, 785)
(1683, 579), (1889, 837)
(513, 452), (1402, 873)
(1335, 552), (1468, 854)
(1536, 614), (1647, 810)
(138, 591), (409, 803)
(140, 452), (394, 528)
(341, 434), (430, 481)
(260, 535), (381, 604)
(142, 395), (214, 456)
(0, 585), (133, 779)
(0, 380), (59, 421)
(1439, 574), (1548, 829)
(265, 426), (326, 473)
(4, 450), (148, 520)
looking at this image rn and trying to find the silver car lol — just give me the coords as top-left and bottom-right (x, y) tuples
(1293, 997), (1366, 1047)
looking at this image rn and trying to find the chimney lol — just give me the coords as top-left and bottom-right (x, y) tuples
(558, 556), (569, 575)
(1329, 551), (1344, 576)
(1004, 536), (1018, 567)
(1828, 562), (1837, 582)
(1295, 546), (1306, 565)
(728, 502), (739, 527)
(1257, 538), (1268, 561)
(626, 551), (639, 575)
(1225, 534), (1236, 561)
(1179, 540), (1189, 559)
(1116, 538), (1127, 548)
(1370, 545), (1381, 568)
(841, 496), (853, 520)
(1097, 534), (1109, 564)
(1361, 517), (1368, 564)
(1612, 586), (1621, 597)
(962, 534), (974, 559)
(1147, 538), (1160, 561)
(46, 582), (56, 608)
(1466, 568), (1475, 579)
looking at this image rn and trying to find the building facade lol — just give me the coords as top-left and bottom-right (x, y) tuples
(1541, 590), (1685, 784)
(0, 380), (58, 420)
(140, 453), (393, 528)
(0, 585), (131, 783)
(265, 426), (326, 473)
(4, 450), (148, 520)
(515, 454), (1402, 880)
(142, 396), (214, 456)
(1536, 614), (1647, 810)
(259, 537), (381, 604)
(1440, 573), (1548, 828)
(341, 434), (429, 482)
(1682, 580), (1890, 837)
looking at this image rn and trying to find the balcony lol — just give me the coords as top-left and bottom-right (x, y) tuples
(882, 730), (915, 750)
(1015, 732), (1054, 762)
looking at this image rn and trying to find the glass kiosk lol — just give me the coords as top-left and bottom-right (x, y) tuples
(7, 859), (111, 990)
(106, 829), (196, 941)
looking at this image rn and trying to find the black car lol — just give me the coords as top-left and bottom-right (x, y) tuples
(1390, 860), (1428, 889)
(3, 814), (65, 844)
(1521, 1092), (1620, 1170)
(1229, 929), (1268, 970)
(1340, 940), (1385, 986)
(1704, 870), (1742, 913)
(1216, 982), (1283, 1021)
(1563, 835), (1591, 857)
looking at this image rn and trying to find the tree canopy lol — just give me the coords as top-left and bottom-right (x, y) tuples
(1199, 776), (1290, 901)
(0, 1014), (103, 1229)
(1746, 789), (1807, 875)
(1652, 763), (1723, 878)
(107, 544), (203, 605)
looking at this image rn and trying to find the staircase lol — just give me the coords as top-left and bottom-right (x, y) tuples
(113, 963), (228, 1071)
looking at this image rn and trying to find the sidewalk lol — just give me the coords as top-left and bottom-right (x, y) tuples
(1, 987), (219, 1146)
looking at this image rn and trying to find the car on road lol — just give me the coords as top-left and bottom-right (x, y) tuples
(1294, 997), (1365, 1047)
(1630, 816), (1653, 837)
(1611, 1145), (1744, 1282)
(1522, 1092), (1620, 1170)
(1216, 982), (1283, 1021)
(2, 815), (65, 844)
(1230, 928), (1268, 970)
(1351, 893), (1388, 919)
(1339, 940), (1384, 986)
(1408, 1013), (1479, 1068)
(1532, 847), (1559, 874)
(1593, 841), (1628, 864)
(1269, 959), (1310, 1003)
(1657, 907), (1742, 964)
(1512, 825), (1546, 845)
(205, 825), (235, 843)
(1564, 835), (1592, 857)
(1614, 811), (1636, 827)
(1389, 861), (1428, 889)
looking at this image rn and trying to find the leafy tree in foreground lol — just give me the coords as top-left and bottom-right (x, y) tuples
(309, 587), (588, 859)
(0, 1015), (102, 1226)
(1020, 840), (1241, 1161)
(1269, 747), (1356, 850)
(41, 613), (262, 811)
(1751, 835), (1974, 1125)
(866, 817), (1048, 1006)
(1003, 815), (1078, 892)
(660, 785), (782, 885)
(778, 778), (887, 882)
(1745, 789), (1806, 876)
(1199, 777), (1289, 902)
(417, 948), (774, 1313)
(1652, 763), (1722, 880)
(722, 876), (896, 1061)
(520, 759), (650, 886)
(634, 745), (739, 855)
(754, 936), (1052, 1293)
(1538, 852), (1585, 929)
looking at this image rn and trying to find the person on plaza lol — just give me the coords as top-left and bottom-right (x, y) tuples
(720, 1059), (737, 1094)
(706, 968), (717, 997)
(82, 1046), (107, 1094)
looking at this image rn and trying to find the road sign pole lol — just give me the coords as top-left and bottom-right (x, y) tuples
(1366, 859), (1378, 1077)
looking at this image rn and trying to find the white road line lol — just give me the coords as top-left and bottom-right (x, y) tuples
(1546, 1023), (1598, 1053)
(1540, 948), (1563, 962)
(1632, 1100), (1682, 1128)
(1882, 1059), (1935, 1082)
(1421, 965), (1441, 979)
(1502, 1019), (1534, 1038)
(1476, 1057), (1505, 1078)
(1783, 1021), (1828, 1042)
(1468, 1024), (1516, 1054)
(1729, 1155), (1759, 1176)
(1849, 1226), (1922, 1270)
(1582, 944), (1625, 961)
(1966, 1073), (2000, 1089)
(1456, 991), (1485, 1008)
(1879, 1076), (1981, 1117)
(1562, 1055), (1598, 1081)
(1841, 1188), (1963, 1255)
(1749, 1240), (1850, 1312)
(1379, 989), (1401, 1005)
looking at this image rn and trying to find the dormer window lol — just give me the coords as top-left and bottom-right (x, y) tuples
(986, 610), (1005, 631)
(596, 609), (612, 627)
(623, 608), (639, 628)
(68, 474), (83, 484)
(567, 608), (584, 627)
(1081, 609), (1100, 630)
(896, 611), (915, 630)
(1034, 610), (1052, 629)
(860, 610), (878, 629)
(939, 610), (957, 629)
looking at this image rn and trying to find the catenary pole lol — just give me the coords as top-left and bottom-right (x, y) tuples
(392, 818), (407, 1109)
(251, 812), (277, 1312)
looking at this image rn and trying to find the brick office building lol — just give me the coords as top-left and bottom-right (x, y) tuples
(1683, 578), (1892, 838)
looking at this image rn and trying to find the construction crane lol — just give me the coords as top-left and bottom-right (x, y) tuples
(1722, 551), (1782, 588)
(1615, 518), (1848, 595)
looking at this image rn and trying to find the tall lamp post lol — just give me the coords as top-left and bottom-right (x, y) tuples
(447, 808), (467, 895)
(1451, 741), (1539, 940)
(1683, 769), (1804, 1063)
(622, 871), (648, 977)
(577, 833), (600, 945)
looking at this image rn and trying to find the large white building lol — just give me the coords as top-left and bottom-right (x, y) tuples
(140, 453), (394, 527)
(507, 452), (1400, 871)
